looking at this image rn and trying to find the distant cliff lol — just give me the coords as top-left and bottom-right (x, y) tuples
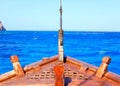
(0, 21), (6, 31)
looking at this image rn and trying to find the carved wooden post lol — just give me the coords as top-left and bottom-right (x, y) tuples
(96, 56), (111, 78)
(10, 55), (24, 77)
(54, 62), (64, 86)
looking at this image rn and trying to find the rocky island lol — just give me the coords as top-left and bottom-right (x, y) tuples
(0, 21), (6, 31)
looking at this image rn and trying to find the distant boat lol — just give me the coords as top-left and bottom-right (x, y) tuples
(0, 21), (6, 31)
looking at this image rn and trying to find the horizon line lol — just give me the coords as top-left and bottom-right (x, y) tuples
(4, 30), (120, 32)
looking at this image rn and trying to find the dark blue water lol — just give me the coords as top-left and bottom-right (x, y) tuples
(0, 31), (120, 75)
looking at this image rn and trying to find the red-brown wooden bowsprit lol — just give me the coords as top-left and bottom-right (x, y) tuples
(54, 62), (64, 86)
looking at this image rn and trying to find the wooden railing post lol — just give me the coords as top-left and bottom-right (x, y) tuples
(10, 55), (24, 77)
(54, 61), (64, 86)
(96, 56), (111, 78)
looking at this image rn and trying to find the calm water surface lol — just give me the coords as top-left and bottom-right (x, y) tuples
(0, 31), (120, 75)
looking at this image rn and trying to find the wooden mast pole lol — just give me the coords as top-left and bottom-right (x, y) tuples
(58, 0), (64, 62)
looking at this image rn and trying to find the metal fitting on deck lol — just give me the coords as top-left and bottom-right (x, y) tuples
(42, 57), (49, 62)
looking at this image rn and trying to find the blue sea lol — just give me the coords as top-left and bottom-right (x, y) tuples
(0, 31), (120, 75)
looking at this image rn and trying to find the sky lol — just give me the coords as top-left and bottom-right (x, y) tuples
(0, 0), (120, 31)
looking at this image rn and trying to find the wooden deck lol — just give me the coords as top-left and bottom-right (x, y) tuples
(0, 55), (120, 86)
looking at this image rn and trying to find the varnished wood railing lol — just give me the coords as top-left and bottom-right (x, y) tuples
(0, 55), (120, 84)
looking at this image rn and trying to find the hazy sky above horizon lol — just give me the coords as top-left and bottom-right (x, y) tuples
(0, 0), (120, 31)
